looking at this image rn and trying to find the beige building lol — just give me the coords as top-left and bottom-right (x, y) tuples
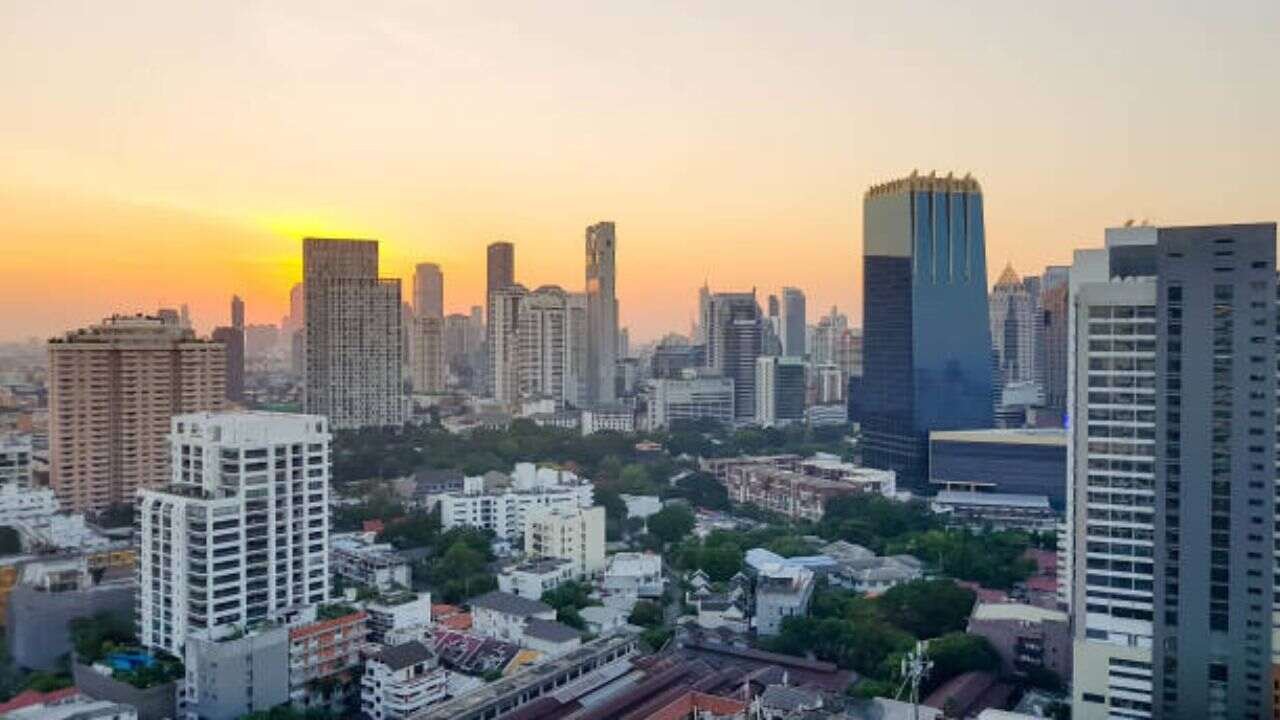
(524, 505), (605, 579)
(48, 313), (225, 512)
(410, 316), (445, 394)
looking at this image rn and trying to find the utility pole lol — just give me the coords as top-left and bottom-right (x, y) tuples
(897, 640), (932, 720)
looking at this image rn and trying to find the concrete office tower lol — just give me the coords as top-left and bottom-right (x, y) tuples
(1066, 223), (1280, 719)
(564, 293), (590, 407)
(517, 286), (569, 405)
(585, 222), (618, 405)
(755, 356), (807, 428)
(487, 242), (516, 395)
(706, 291), (763, 421)
(413, 262), (444, 319)
(618, 327), (630, 361)
(231, 295), (245, 330)
(48, 313), (226, 513)
(410, 316), (445, 394)
(490, 284), (528, 405)
(1039, 267), (1070, 423)
(211, 323), (245, 403)
(696, 282), (712, 344)
(137, 412), (331, 657)
(647, 372), (735, 429)
(990, 263), (1039, 390)
(0, 435), (32, 490)
(780, 288), (807, 358)
(302, 238), (404, 429)
(861, 171), (993, 486)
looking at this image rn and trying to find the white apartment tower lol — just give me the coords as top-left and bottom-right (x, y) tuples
(303, 238), (404, 429)
(585, 222), (618, 405)
(1066, 227), (1159, 718)
(518, 286), (570, 405)
(525, 505), (606, 579)
(138, 412), (332, 657)
(490, 284), (528, 405)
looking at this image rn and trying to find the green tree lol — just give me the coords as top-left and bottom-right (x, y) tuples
(920, 632), (1000, 693)
(701, 543), (743, 582)
(618, 464), (655, 494)
(628, 600), (664, 628)
(647, 504), (695, 546)
(878, 580), (976, 639)
(667, 471), (729, 510)
(540, 581), (594, 612)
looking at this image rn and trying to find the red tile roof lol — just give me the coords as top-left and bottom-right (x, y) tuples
(0, 688), (83, 714)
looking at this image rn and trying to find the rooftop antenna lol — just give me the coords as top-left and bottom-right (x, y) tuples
(896, 640), (932, 720)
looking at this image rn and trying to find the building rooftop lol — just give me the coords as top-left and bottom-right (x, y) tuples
(929, 428), (1066, 447)
(759, 683), (823, 712)
(504, 557), (575, 575)
(522, 618), (581, 644)
(375, 641), (435, 671)
(933, 491), (1053, 509)
(970, 602), (1067, 624)
(604, 552), (662, 576)
(469, 591), (555, 618)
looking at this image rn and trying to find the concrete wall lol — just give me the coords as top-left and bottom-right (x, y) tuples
(72, 663), (177, 720)
(7, 583), (134, 670)
(185, 627), (290, 720)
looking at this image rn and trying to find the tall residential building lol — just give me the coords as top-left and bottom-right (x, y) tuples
(525, 505), (606, 578)
(211, 324), (245, 403)
(990, 263), (1039, 390)
(585, 222), (618, 405)
(1039, 267), (1070, 423)
(302, 238), (404, 429)
(410, 316), (445, 394)
(286, 283), (305, 334)
(138, 412), (332, 657)
(696, 282), (712, 344)
(706, 291), (763, 421)
(486, 242), (516, 396)
(518, 286), (569, 405)
(780, 287), (807, 358)
(1067, 223), (1279, 719)
(231, 295), (245, 330)
(564, 293), (590, 407)
(861, 171), (993, 485)
(413, 263), (444, 320)
(48, 313), (226, 512)
(490, 284), (528, 405)
(755, 356), (806, 428)
(0, 435), (32, 491)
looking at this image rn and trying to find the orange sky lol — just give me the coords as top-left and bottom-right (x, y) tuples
(3, 2), (1278, 342)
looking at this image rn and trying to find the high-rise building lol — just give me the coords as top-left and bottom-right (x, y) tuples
(231, 295), (245, 330)
(564, 292), (590, 408)
(696, 282), (711, 345)
(780, 287), (807, 358)
(487, 242), (516, 396)
(518, 286), (569, 405)
(585, 222), (618, 405)
(211, 323), (245, 403)
(861, 171), (993, 485)
(1039, 267), (1070, 423)
(413, 263), (444, 320)
(1067, 223), (1279, 718)
(490, 284), (528, 405)
(618, 327), (630, 361)
(138, 412), (331, 657)
(706, 291), (763, 421)
(302, 238), (404, 429)
(755, 356), (807, 428)
(410, 316), (445, 394)
(990, 263), (1039, 391)
(286, 283), (305, 334)
(48, 313), (226, 512)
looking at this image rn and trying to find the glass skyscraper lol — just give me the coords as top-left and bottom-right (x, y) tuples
(860, 171), (994, 486)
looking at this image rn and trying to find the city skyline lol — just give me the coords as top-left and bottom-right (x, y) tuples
(4, 2), (1280, 342)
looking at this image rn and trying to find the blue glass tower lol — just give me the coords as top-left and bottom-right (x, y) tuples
(861, 171), (994, 486)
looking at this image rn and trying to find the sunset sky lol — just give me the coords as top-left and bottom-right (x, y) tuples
(3, 1), (1278, 342)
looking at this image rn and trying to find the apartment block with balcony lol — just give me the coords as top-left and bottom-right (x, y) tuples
(361, 641), (448, 720)
(288, 609), (369, 710)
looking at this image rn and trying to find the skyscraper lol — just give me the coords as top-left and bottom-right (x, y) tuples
(1067, 223), (1279, 718)
(861, 171), (993, 485)
(48, 313), (226, 512)
(303, 238), (404, 429)
(211, 324), (245, 403)
(231, 294), (245, 330)
(409, 315), (445, 394)
(989, 263), (1039, 390)
(707, 291), (763, 421)
(489, 284), (528, 405)
(517, 285), (570, 404)
(1039, 267), (1070, 423)
(486, 242), (515, 397)
(755, 355), (806, 427)
(413, 262), (444, 319)
(138, 412), (331, 656)
(780, 287), (806, 358)
(585, 222), (618, 405)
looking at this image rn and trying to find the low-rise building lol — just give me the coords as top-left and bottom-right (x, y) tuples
(929, 491), (1058, 533)
(0, 434), (33, 490)
(524, 505), (605, 578)
(441, 463), (594, 542)
(601, 552), (664, 598)
(521, 618), (582, 657)
(619, 494), (662, 520)
(360, 641), (449, 720)
(469, 591), (557, 643)
(646, 373), (735, 429)
(725, 462), (896, 521)
(496, 557), (576, 600)
(0, 689), (137, 720)
(331, 532), (412, 592)
(364, 591), (432, 645)
(581, 405), (635, 435)
(288, 609), (369, 710)
(821, 540), (923, 595)
(754, 564), (814, 636)
(579, 605), (630, 635)
(928, 428), (1067, 511)
(6, 555), (135, 671)
(184, 625), (291, 720)
(966, 602), (1072, 682)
